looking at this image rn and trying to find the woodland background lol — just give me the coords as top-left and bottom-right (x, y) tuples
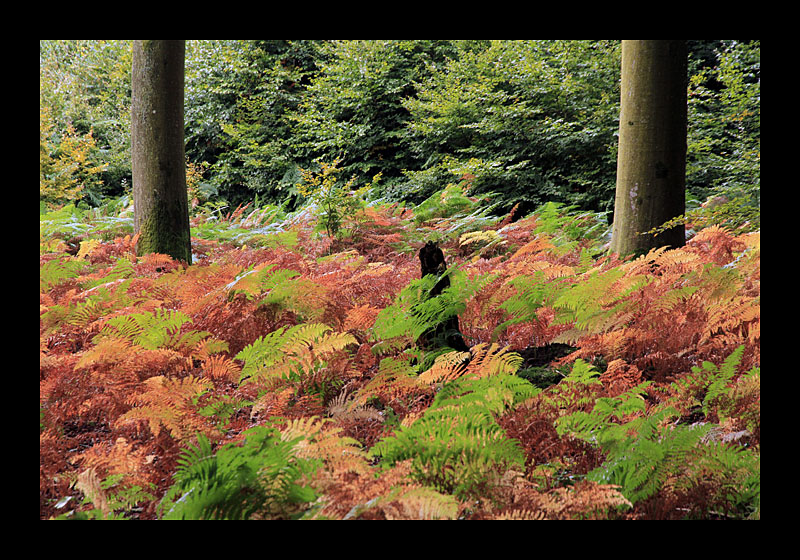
(40, 40), (759, 520)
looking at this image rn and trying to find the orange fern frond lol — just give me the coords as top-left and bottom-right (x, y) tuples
(344, 304), (380, 332)
(251, 387), (295, 421)
(279, 416), (372, 476)
(72, 436), (152, 488)
(417, 350), (471, 384)
(202, 354), (242, 381)
(351, 356), (431, 408)
(510, 237), (556, 260)
(75, 467), (111, 518)
(115, 375), (214, 441)
(462, 343), (523, 378)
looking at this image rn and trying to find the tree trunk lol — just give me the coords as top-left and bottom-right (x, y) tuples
(131, 40), (192, 264)
(610, 40), (687, 257)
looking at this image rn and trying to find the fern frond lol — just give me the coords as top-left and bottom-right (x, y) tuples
(115, 375), (213, 440)
(75, 467), (111, 518)
(344, 304), (380, 332)
(81, 257), (135, 290)
(97, 309), (210, 352)
(75, 337), (135, 370)
(161, 425), (320, 520)
(40, 257), (83, 292)
(373, 268), (490, 344)
(73, 436), (151, 488)
(236, 323), (356, 387)
(417, 350), (471, 384)
(202, 354), (242, 381)
(700, 345), (746, 416)
(535, 480), (632, 520)
(463, 343), (523, 378)
(350, 356), (428, 408)
(359, 485), (462, 520)
(279, 416), (371, 476)
(369, 372), (530, 497)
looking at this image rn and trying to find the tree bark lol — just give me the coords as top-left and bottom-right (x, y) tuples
(610, 40), (687, 257)
(131, 40), (192, 264)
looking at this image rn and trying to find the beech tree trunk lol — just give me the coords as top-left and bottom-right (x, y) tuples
(131, 40), (192, 264)
(610, 40), (687, 257)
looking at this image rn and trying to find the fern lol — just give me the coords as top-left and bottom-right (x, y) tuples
(81, 256), (135, 290)
(678, 441), (760, 519)
(552, 267), (651, 337)
(369, 372), (531, 498)
(115, 375), (214, 441)
(344, 485), (462, 520)
(556, 384), (719, 504)
(373, 267), (490, 347)
(493, 271), (555, 339)
(160, 425), (319, 520)
(227, 264), (330, 321)
(97, 309), (212, 353)
(235, 323), (356, 388)
(349, 355), (427, 408)
(699, 344), (746, 416)
(586, 410), (713, 504)
(40, 257), (83, 292)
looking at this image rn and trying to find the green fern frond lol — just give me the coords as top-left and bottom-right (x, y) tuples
(98, 309), (210, 352)
(373, 268), (490, 344)
(40, 257), (83, 292)
(493, 271), (555, 338)
(81, 257), (135, 290)
(236, 323), (356, 386)
(161, 425), (320, 520)
(586, 412), (713, 504)
(369, 372), (529, 498)
(552, 267), (651, 335)
(701, 344), (746, 416)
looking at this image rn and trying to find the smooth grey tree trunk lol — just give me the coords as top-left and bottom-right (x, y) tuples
(610, 40), (687, 257)
(131, 40), (191, 264)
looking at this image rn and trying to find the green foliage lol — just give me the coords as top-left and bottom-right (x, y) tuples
(41, 40), (759, 229)
(291, 40), (457, 193)
(585, 408), (713, 504)
(402, 40), (621, 213)
(646, 195), (760, 237)
(555, 366), (704, 504)
(40, 40), (133, 202)
(98, 309), (211, 352)
(160, 425), (319, 520)
(494, 271), (561, 339)
(687, 41), (760, 205)
(413, 182), (481, 224)
(40, 257), (84, 292)
(372, 265), (491, 351)
(531, 201), (611, 250)
(555, 350), (760, 516)
(295, 159), (378, 238)
(185, 40), (322, 205)
(369, 373), (532, 498)
(40, 106), (108, 208)
(235, 323), (356, 387)
(39, 198), (134, 241)
(698, 344), (746, 416)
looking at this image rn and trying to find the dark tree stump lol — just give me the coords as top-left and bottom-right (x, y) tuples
(417, 241), (470, 352)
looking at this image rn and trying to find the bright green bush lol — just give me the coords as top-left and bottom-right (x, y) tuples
(401, 40), (621, 214)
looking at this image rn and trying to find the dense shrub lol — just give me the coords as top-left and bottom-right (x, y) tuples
(40, 40), (759, 229)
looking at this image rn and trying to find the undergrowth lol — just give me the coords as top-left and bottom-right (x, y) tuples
(40, 187), (759, 520)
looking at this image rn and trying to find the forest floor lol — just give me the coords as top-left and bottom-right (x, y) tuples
(40, 194), (760, 519)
